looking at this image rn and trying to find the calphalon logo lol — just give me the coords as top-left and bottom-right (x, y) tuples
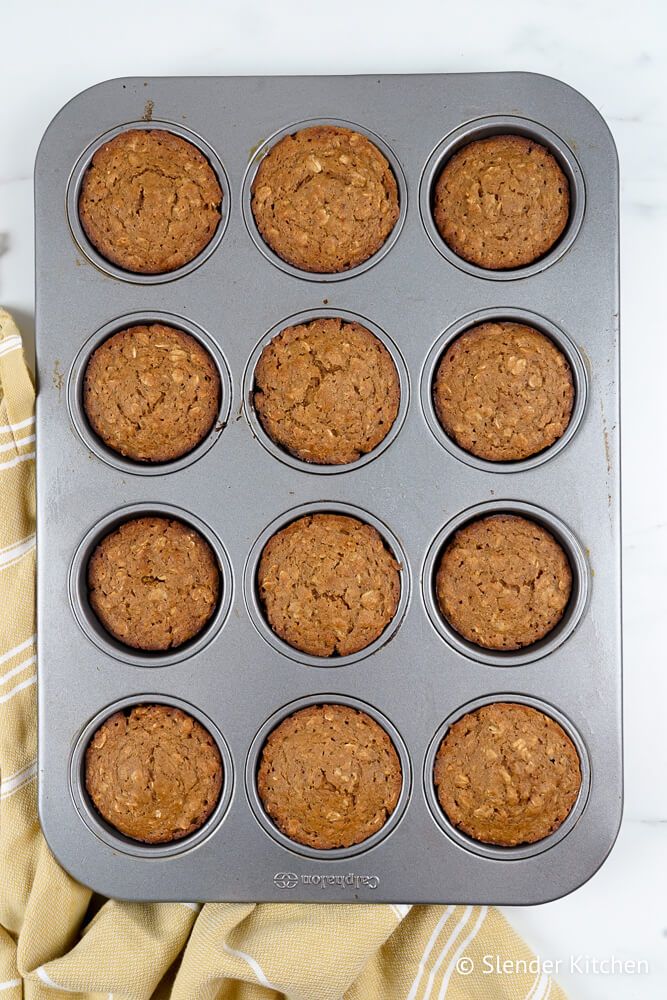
(273, 872), (380, 890)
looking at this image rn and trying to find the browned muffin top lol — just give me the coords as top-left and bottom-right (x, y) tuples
(79, 128), (222, 274)
(85, 704), (223, 844)
(83, 324), (221, 463)
(433, 134), (569, 270)
(254, 317), (400, 465)
(258, 513), (401, 657)
(434, 702), (582, 846)
(88, 516), (219, 651)
(251, 125), (399, 273)
(436, 514), (572, 650)
(433, 322), (574, 461)
(257, 704), (402, 849)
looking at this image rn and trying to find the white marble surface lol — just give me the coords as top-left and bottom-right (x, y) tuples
(1, 0), (666, 995)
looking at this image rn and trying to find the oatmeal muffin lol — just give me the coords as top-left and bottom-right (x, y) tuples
(433, 321), (574, 461)
(79, 128), (222, 274)
(88, 516), (219, 651)
(251, 125), (399, 273)
(85, 704), (222, 843)
(436, 514), (572, 650)
(83, 324), (221, 463)
(434, 702), (582, 846)
(257, 704), (402, 849)
(254, 317), (400, 465)
(433, 134), (569, 269)
(257, 513), (400, 657)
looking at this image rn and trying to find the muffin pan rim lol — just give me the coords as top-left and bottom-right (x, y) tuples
(419, 114), (586, 281)
(66, 118), (231, 285)
(420, 306), (588, 474)
(243, 500), (411, 668)
(422, 693), (591, 861)
(241, 116), (408, 282)
(421, 499), (590, 666)
(244, 693), (412, 860)
(242, 306), (410, 475)
(69, 693), (235, 859)
(67, 311), (233, 476)
(68, 501), (234, 667)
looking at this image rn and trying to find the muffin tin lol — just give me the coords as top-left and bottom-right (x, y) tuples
(35, 73), (621, 902)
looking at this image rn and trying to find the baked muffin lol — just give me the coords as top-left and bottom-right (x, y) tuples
(257, 513), (400, 657)
(436, 514), (572, 650)
(88, 516), (219, 651)
(434, 702), (581, 846)
(83, 324), (221, 463)
(257, 704), (402, 849)
(79, 128), (222, 274)
(251, 125), (399, 273)
(433, 134), (569, 269)
(254, 317), (400, 465)
(85, 704), (222, 843)
(433, 322), (574, 461)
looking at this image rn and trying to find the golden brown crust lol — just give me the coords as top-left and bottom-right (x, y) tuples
(257, 704), (402, 849)
(436, 514), (572, 650)
(434, 702), (581, 846)
(433, 135), (569, 270)
(85, 704), (223, 844)
(433, 322), (574, 461)
(254, 317), (400, 465)
(251, 125), (399, 273)
(83, 324), (221, 463)
(79, 129), (222, 274)
(88, 516), (219, 651)
(257, 513), (401, 657)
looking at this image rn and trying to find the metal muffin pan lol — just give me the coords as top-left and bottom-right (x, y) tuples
(36, 73), (621, 903)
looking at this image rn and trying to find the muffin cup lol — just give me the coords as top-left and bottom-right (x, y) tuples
(67, 312), (232, 476)
(243, 308), (410, 474)
(241, 118), (408, 282)
(423, 694), (591, 861)
(422, 500), (590, 666)
(245, 694), (411, 860)
(68, 502), (233, 667)
(419, 115), (586, 280)
(244, 501), (410, 667)
(420, 307), (588, 473)
(70, 694), (234, 859)
(67, 120), (230, 284)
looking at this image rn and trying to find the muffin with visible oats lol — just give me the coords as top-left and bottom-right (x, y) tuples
(435, 514), (572, 650)
(88, 516), (219, 651)
(257, 703), (402, 848)
(434, 702), (581, 846)
(433, 134), (569, 269)
(85, 704), (222, 843)
(83, 324), (220, 463)
(251, 125), (399, 273)
(79, 128), (222, 273)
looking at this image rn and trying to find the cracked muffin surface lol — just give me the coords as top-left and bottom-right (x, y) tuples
(257, 704), (402, 848)
(257, 513), (401, 657)
(251, 125), (399, 273)
(436, 514), (572, 650)
(88, 516), (219, 651)
(433, 321), (574, 461)
(83, 324), (221, 463)
(254, 317), (400, 465)
(433, 134), (569, 269)
(85, 704), (223, 843)
(434, 702), (581, 846)
(78, 128), (222, 274)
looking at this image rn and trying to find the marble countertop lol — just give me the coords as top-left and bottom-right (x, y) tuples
(1, 0), (665, 995)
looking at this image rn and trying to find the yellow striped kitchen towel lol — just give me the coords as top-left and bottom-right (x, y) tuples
(0, 308), (566, 1000)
